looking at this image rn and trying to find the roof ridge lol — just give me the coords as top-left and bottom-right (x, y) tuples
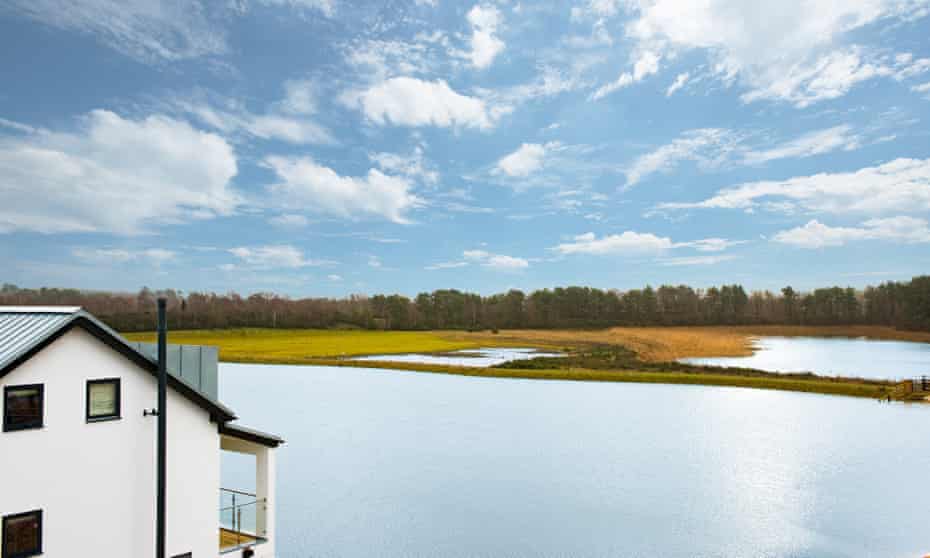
(0, 306), (82, 313)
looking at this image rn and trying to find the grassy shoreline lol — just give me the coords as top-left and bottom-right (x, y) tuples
(121, 325), (929, 401)
(247, 358), (897, 400)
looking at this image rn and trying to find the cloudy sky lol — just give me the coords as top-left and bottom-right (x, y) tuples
(1, 0), (929, 296)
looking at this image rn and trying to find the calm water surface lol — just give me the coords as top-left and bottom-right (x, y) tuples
(681, 336), (930, 380)
(351, 347), (562, 367)
(221, 363), (930, 558)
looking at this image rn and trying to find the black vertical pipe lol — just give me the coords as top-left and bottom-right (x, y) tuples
(156, 298), (167, 558)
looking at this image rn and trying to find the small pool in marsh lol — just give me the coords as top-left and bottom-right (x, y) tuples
(680, 336), (930, 380)
(350, 347), (563, 367)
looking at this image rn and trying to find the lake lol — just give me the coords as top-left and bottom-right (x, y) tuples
(351, 347), (563, 367)
(221, 362), (930, 558)
(681, 336), (930, 380)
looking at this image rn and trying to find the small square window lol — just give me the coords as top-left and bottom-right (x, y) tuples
(86, 378), (121, 422)
(2, 510), (42, 558)
(3, 385), (44, 432)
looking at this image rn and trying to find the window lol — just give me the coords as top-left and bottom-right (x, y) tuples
(2, 510), (42, 558)
(86, 378), (120, 422)
(3, 385), (44, 432)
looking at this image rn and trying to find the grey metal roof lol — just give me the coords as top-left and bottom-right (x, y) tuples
(0, 306), (238, 423)
(0, 307), (81, 371)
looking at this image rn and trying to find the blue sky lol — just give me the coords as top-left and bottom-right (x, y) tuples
(1, 0), (929, 297)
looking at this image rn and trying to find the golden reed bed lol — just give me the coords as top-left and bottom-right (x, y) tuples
(443, 325), (930, 363)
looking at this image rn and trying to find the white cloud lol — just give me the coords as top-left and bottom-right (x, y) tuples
(0, 118), (39, 134)
(342, 77), (499, 130)
(659, 254), (737, 266)
(553, 231), (673, 255)
(72, 247), (177, 264)
(737, 47), (903, 108)
(592, 51), (660, 100)
(343, 34), (448, 82)
(263, 155), (422, 223)
(564, 19), (613, 48)
(425, 261), (470, 270)
(175, 83), (332, 145)
(369, 146), (439, 185)
(483, 254), (529, 270)
(495, 66), (588, 105)
(465, 4), (505, 69)
(591, 74), (633, 100)
(628, 124), (875, 186)
(145, 248), (177, 262)
(625, 128), (739, 186)
(553, 231), (745, 257)
(666, 72), (690, 96)
(0, 109), (239, 235)
(229, 245), (329, 268)
(496, 143), (550, 177)
(463, 249), (490, 259)
(660, 158), (930, 215)
(672, 238), (745, 252)
(773, 217), (930, 248)
(484, 143), (607, 192)
(571, 0), (622, 19)
(268, 214), (309, 228)
(6, 0), (227, 63)
(634, 51), (661, 79)
(463, 249), (529, 270)
(620, 0), (930, 107)
(255, 0), (335, 18)
(742, 125), (861, 165)
(246, 114), (332, 144)
(276, 79), (318, 115)
(368, 255), (382, 268)
(914, 81), (930, 96)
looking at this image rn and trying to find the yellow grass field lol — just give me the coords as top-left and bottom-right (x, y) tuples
(123, 328), (490, 363)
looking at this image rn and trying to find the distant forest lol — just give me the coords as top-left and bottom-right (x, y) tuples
(2, 276), (929, 333)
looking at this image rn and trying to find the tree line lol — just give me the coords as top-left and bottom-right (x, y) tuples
(2, 276), (929, 332)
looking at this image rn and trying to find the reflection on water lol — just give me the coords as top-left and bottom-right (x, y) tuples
(681, 336), (930, 380)
(221, 363), (930, 558)
(351, 347), (563, 367)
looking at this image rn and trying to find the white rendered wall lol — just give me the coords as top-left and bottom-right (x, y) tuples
(0, 328), (220, 558)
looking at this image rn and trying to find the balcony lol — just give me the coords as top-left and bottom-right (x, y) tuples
(219, 488), (267, 554)
(219, 422), (283, 557)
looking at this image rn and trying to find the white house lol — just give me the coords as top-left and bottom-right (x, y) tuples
(0, 306), (283, 558)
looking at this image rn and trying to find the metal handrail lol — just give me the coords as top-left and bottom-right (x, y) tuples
(218, 500), (259, 513)
(220, 488), (267, 551)
(222, 487), (258, 498)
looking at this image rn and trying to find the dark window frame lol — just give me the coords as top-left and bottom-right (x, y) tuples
(2, 509), (43, 558)
(85, 378), (121, 422)
(2, 384), (44, 432)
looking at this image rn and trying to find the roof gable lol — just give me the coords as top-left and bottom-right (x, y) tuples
(0, 308), (235, 423)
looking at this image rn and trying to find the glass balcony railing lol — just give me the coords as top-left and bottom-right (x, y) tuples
(219, 488), (267, 552)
